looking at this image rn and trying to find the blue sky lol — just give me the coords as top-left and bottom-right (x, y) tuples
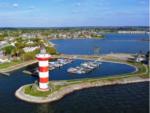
(0, 0), (149, 27)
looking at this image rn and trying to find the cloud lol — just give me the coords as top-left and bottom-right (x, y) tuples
(76, 2), (81, 6)
(0, 2), (19, 8)
(12, 3), (19, 8)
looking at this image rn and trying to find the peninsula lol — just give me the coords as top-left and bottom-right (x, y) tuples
(15, 53), (149, 103)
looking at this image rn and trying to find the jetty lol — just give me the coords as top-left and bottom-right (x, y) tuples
(15, 77), (149, 103)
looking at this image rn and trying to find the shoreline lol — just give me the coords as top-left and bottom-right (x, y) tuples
(0, 60), (37, 75)
(15, 77), (149, 104)
(49, 36), (149, 42)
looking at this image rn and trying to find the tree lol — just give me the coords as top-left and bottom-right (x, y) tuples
(2, 45), (15, 55)
(46, 46), (57, 55)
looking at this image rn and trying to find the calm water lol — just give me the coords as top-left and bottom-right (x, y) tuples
(51, 34), (149, 54)
(0, 34), (149, 113)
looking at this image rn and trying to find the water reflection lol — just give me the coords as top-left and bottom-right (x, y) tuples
(36, 104), (54, 113)
(48, 82), (149, 113)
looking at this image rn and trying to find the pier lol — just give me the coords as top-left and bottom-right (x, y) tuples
(15, 77), (149, 103)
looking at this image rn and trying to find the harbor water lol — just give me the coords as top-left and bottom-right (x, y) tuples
(0, 34), (149, 113)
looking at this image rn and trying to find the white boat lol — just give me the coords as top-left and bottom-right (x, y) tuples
(67, 67), (78, 73)
(67, 61), (102, 74)
(49, 58), (74, 69)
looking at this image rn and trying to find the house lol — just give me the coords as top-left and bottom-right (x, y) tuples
(0, 58), (10, 63)
(23, 46), (39, 53)
(135, 54), (146, 63)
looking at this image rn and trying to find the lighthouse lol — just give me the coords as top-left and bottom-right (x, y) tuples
(36, 47), (51, 90)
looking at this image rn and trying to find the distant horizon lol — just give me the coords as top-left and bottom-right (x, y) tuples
(0, 25), (149, 29)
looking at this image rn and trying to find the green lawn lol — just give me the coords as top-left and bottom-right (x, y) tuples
(24, 83), (62, 97)
(0, 60), (22, 69)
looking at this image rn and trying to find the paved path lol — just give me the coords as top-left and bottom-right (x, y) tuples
(53, 53), (134, 61)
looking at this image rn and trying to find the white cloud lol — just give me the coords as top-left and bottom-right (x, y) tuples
(0, 2), (19, 8)
(12, 3), (19, 8)
(76, 2), (81, 6)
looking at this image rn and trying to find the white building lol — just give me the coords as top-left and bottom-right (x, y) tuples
(23, 46), (39, 53)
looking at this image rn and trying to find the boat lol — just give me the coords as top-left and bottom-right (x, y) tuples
(49, 58), (74, 68)
(67, 61), (102, 74)
(67, 67), (78, 73)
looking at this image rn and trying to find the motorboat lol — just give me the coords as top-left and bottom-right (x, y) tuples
(67, 61), (102, 74)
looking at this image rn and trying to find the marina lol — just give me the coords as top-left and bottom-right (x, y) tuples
(49, 58), (74, 69)
(67, 61), (101, 74)
(26, 59), (136, 80)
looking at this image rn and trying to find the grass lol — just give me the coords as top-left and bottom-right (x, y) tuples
(24, 83), (62, 97)
(25, 85), (51, 97)
(0, 60), (22, 69)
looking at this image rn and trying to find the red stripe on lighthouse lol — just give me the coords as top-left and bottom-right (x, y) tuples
(36, 57), (51, 61)
(39, 67), (48, 72)
(39, 78), (49, 83)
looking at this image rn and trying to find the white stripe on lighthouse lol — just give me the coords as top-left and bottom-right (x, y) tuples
(39, 72), (49, 78)
(39, 83), (49, 89)
(39, 61), (49, 67)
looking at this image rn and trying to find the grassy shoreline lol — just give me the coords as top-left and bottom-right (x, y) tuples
(0, 60), (37, 73)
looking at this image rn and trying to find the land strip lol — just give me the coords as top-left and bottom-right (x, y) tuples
(15, 77), (149, 103)
(0, 60), (37, 76)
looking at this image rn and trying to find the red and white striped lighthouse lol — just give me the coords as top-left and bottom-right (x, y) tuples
(36, 48), (52, 90)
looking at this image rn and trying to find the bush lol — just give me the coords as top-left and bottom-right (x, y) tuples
(46, 47), (57, 55)
(22, 52), (36, 61)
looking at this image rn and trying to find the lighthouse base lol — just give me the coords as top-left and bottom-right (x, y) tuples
(37, 87), (50, 92)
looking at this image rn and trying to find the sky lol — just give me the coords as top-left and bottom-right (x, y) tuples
(0, 0), (149, 27)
